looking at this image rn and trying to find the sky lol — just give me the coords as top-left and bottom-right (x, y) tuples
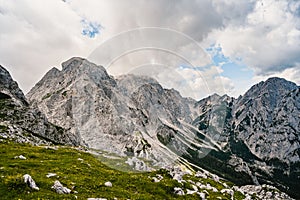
(0, 0), (299, 100)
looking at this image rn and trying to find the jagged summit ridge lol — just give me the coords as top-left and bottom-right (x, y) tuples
(188, 77), (300, 198)
(26, 57), (224, 168)
(26, 58), (300, 165)
(61, 57), (85, 71)
(26, 57), (300, 198)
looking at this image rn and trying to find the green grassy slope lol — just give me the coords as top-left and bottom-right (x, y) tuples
(0, 139), (242, 200)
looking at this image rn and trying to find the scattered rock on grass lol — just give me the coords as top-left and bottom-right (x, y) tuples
(221, 188), (234, 196)
(23, 174), (39, 190)
(104, 181), (112, 187)
(174, 187), (185, 195)
(51, 180), (71, 194)
(46, 173), (57, 178)
(186, 189), (197, 195)
(151, 174), (163, 182)
(15, 155), (26, 160)
(197, 192), (206, 200)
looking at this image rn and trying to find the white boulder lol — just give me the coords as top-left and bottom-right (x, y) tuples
(15, 155), (26, 160)
(104, 181), (112, 187)
(23, 174), (39, 190)
(51, 180), (71, 194)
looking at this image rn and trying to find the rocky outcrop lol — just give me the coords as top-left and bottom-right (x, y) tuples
(0, 65), (79, 145)
(51, 180), (71, 194)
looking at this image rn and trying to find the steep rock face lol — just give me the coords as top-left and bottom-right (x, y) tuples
(184, 94), (257, 188)
(27, 58), (126, 150)
(0, 66), (27, 106)
(193, 94), (234, 148)
(232, 78), (299, 163)
(27, 57), (300, 166)
(0, 65), (78, 145)
(230, 78), (300, 198)
(26, 57), (300, 198)
(194, 78), (300, 198)
(272, 87), (300, 162)
(27, 57), (222, 167)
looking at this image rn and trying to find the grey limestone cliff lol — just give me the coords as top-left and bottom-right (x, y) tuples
(0, 65), (79, 145)
(26, 57), (223, 167)
(26, 57), (300, 198)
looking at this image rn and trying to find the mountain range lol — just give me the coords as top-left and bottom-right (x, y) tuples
(1, 57), (299, 199)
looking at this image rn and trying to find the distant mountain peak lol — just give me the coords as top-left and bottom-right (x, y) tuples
(261, 77), (297, 91)
(116, 74), (159, 96)
(237, 77), (298, 109)
(264, 76), (294, 83)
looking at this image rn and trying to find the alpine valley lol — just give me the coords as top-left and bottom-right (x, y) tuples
(0, 57), (299, 199)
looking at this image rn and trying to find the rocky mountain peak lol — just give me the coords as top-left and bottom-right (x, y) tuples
(231, 76), (300, 164)
(27, 57), (116, 104)
(61, 57), (85, 71)
(237, 77), (298, 109)
(263, 77), (297, 88)
(195, 93), (233, 108)
(0, 65), (27, 106)
(45, 67), (60, 77)
(261, 77), (297, 103)
(26, 58), (204, 167)
(61, 57), (107, 75)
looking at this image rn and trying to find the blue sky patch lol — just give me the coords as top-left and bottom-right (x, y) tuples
(206, 44), (253, 79)
(206, 44), (229, 66)
(81, 19), (102, 38)
(206, 44), (255, 96)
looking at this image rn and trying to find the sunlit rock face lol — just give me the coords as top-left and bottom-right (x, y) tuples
(27, 57), (300, 165)
(0, 65), (79, 145)
(26, 57), (206, 167)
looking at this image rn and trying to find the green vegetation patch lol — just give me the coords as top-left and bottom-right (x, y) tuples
(0, 141), (191, 199)
(0, 140), (247, 199)
(42, 93), (52, 100)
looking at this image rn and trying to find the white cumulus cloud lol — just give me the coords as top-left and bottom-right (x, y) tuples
(0, 0), (299, 99)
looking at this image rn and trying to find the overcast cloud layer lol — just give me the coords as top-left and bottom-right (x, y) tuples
(0, 0), (299, 99)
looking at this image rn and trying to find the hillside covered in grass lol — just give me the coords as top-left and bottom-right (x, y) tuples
(0, 139), (293, 200)
(0, 139), (238, 200)
(0, 140), (183, 200)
